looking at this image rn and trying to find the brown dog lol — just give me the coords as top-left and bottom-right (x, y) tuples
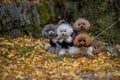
(73, 18), (90, 34)
(73, 33), (100, 58)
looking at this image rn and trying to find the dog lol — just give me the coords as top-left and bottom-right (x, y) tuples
(73, 33), (100, 58)
(72, 18), (91, 40)
(58, 20), (68, 25)
(56, 22), (75, 55)
(41, 24), (58, 53)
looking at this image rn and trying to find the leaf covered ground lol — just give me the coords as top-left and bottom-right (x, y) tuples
(0, 36), (120, 80)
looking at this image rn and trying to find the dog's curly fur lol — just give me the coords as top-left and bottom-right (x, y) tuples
(57, 24), (73, 39)
(42, 24), (57, 39)
(73, 33), (100, 58)
(73, 18), (90, 34)
(74, 33), (92, 47)
(92, 40), (101, 55)
(56, 23), (75, 55)
(41, 24), (58, 53)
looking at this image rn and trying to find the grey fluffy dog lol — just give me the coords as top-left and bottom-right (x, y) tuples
(42, 24), (61, 54)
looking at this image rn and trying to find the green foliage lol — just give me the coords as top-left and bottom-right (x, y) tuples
(110, 55), (120, 60)
(0, 51), (8, 59)
(65, 1), (78, 21)
(37, 2), (54, 25)
(0, 51), (13, 61)
(1, 1), (119, 44)
(22, 24), (41, 38)
(16, 45), (34, 57)
(84, 0), (119, 44)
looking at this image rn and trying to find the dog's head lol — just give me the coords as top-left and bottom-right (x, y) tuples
(58, 20), (68, 25)
(74, 33), (92, 47)
(73, 18), (90, 33)
(57, 24), (73, 39)
(42, 24), (57, 39)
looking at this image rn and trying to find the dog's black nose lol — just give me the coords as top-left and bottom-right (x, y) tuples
(62, 33), (65, 36)
(79, 23), (85, 28)
(49, 31), (54, 35)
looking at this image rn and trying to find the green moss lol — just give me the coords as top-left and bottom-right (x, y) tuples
(22, 24), (41, 37)
(85, 0), (117, 44)
(66, 1), (78, 21)
(37, 2), (54, 25)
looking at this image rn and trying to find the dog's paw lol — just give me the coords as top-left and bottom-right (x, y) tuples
(48, 47), (56, 53)
(59, 49), (66, 55)
(68, 47), (80, 55)
(44, 44), (50, 50)
(92, 49), (100, 55)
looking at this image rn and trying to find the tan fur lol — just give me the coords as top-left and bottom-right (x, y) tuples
(74, 33), (92, 47)
(73, 18), (90, 34)
(73, 33), (100, 59)
(92, 40), (101, 55)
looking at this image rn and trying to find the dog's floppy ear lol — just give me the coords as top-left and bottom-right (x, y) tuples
(69, 26), (73, 35)
(73, 36), (79, 47)
(73, 39), (77, 46)
(41, 25), (49, 38)
(53, 25), (57, 34)
(82, 18), (90, 30)
(42, 31), (49, 38)
(85, 36), (92, 47)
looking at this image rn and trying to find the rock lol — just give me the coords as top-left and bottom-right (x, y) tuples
(100, 43), (120, 56)
(0, 2), (40, 37)
(106, 45), (120, 55)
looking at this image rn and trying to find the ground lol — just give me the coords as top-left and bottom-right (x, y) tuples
(0, 36), (120, 80)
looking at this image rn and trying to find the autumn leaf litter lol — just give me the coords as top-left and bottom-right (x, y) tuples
(0, 36), (120, 80)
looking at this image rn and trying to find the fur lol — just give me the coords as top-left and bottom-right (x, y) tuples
(73, 18), (90, 34)
(56, 23), (75, 55)
(73, 33), (100, 58)
(41, 24), (59, 53)
(58, 20), (68, 25)
(42, 24), (57, 39)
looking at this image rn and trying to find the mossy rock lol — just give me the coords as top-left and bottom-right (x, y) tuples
(37, 2), (54, 26)
(22, 24), (41, 38)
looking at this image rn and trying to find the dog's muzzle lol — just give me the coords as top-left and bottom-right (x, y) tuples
(48, 31), (54, 36)
(61, 33), (67, 39)
(79, 23), (85, 29)
(62, 33), (65, 36)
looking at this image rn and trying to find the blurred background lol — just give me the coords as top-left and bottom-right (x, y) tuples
(0, 0), (120, 45)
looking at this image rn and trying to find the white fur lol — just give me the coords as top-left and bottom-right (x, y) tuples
(57, 24), (73, 38)
(52, 37), (58, 43)
(44, 43), (50, 50)
(86, 47), (94, 56)
(70, 46), (94, 56)
(65, 36), (73, 42)
(57, 23), (74, 55)
(59, 49), (66, 55)
(48, 47), (56, 53)
(68, 47), (80, 55)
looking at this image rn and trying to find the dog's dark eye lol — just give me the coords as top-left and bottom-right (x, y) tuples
(82, 23), (85, 26)
(46, 30), (49, 32)
(79, 40), (81, 42)
(64, 30), (66, 32)
(78, 24), (81, 26)
(83, 40), (85, 42)
(52, 29), (54, 31)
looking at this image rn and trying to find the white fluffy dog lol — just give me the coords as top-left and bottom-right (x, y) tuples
(56, 23), (76, 55)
